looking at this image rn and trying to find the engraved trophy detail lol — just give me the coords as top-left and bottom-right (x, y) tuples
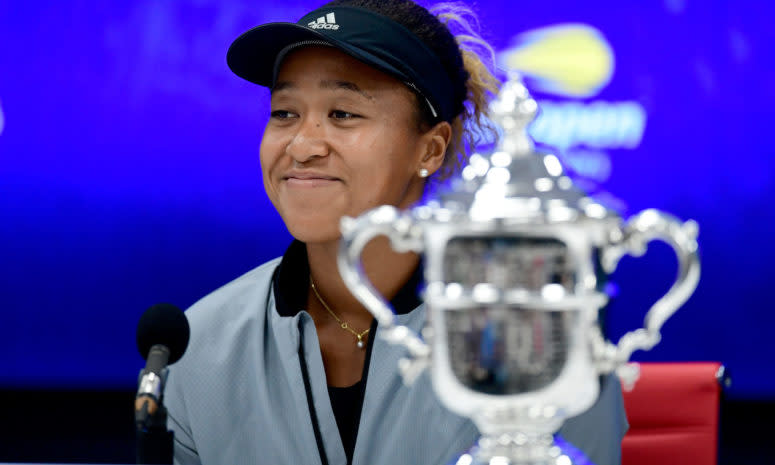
(337, 75), (700, 465)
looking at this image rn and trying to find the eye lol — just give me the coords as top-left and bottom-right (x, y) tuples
(329, 110), (360, 120)
(270, 110), (297, 120)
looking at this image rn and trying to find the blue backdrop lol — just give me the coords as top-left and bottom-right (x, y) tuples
(1, 1), (772, 399)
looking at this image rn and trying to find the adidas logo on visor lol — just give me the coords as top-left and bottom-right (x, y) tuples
(308, 12), (339, 30)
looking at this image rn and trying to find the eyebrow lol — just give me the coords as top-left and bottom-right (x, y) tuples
(320, 79), (374, 100)
(271, 79), (374, 100)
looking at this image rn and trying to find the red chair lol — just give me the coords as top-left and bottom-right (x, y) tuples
(621, 362), (724, 465)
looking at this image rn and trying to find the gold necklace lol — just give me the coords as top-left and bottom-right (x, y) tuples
(310, 275), (370, 349)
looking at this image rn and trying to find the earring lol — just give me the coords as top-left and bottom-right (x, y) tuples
(418, 168), (429, 178)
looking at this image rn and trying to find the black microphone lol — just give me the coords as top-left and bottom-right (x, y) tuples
(135, 303), (190, 464)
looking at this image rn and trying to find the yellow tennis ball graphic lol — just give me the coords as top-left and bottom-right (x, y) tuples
(499, 24), (614, 98)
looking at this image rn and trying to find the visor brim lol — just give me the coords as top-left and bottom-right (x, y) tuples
(226, 22), (411, 89)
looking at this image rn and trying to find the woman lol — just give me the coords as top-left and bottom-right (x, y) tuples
(165, 1), (627, 464)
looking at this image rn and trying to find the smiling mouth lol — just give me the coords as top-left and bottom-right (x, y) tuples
(283, 173), (341, 187)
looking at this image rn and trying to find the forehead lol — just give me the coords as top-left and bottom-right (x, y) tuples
(273, 46), (408, 96)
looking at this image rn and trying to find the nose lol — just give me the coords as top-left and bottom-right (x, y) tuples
(285, 117), (329, 164)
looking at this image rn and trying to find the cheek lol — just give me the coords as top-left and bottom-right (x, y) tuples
(258, 128), (276, 167)
(258, 131), (287, 208)
(350, 118), (418, 164)
(259, 129), (285, 175)
(345, 133), (421, 207)
(258, 144), (271, 188)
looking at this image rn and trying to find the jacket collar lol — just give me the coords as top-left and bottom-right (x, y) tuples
(273, 240), (422, 317)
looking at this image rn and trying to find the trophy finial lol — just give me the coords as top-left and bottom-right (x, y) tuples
(490, 73), (537, 157)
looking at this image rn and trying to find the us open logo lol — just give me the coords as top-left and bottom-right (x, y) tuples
(499, 24), (647, 184)
(308, 12), (339, 30)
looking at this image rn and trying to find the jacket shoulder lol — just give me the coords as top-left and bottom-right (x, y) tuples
(184, 257), (282, 339)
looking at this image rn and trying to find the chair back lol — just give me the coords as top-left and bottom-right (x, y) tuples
(621, 362), (723, 465)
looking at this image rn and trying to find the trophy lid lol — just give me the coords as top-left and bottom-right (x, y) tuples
(437, 76), (618, 225)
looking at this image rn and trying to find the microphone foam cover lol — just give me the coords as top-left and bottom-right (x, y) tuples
(136, 303), (191, 364)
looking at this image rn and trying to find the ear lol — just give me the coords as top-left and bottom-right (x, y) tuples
(416, 121), (452, 177)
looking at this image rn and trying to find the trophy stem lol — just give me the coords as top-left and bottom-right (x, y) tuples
(458, 431), (571, 465)
(454, 411), (573, 465)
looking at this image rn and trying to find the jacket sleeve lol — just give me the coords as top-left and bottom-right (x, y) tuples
(165, 366), (202, 465)
(559, 373), (629, 465)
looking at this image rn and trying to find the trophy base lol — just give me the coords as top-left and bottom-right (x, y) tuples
(451, 433), (592, 465)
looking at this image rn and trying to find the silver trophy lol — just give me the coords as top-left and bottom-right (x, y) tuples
(337, 75), (700, 465)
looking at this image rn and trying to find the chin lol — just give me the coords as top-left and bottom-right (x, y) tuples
(285, 218), (343, 245)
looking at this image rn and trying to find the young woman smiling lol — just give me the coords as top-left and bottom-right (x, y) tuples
(164, 2), (628, 464)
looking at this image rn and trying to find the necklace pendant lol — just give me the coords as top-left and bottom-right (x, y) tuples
(357, 339), (365, 349)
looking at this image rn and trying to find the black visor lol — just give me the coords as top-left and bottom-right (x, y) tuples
(226, 5), (459, 122)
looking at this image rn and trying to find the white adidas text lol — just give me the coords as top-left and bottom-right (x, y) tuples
(308, 12), (339, 30)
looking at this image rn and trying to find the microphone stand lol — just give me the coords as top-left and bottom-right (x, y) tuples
(136, 368), (174, 464)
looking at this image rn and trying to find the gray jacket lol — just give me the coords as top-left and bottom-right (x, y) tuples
(165, 257), (627, 465)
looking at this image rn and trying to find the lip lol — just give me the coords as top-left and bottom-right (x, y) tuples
(282, 170), (342, 188)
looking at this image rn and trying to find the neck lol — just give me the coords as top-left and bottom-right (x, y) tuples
(306, 236), (419, 322)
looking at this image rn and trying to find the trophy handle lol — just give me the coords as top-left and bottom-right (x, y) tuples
(337, 205), (431, 385)
(594, 209), (700, 388)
